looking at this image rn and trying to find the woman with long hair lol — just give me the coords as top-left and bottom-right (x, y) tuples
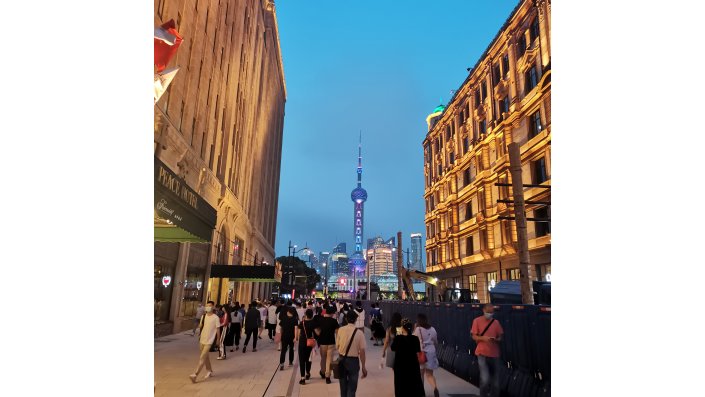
(296, 309), (317, 385)
(391, 318), (425, 397)
(382, 312), (402, 370)
(413, 313), (440, 397)
(228, 304), (243, 351)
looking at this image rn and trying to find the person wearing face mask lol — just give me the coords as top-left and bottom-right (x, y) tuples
(471, 303), (504, 397)
(189, 301), (220, 383)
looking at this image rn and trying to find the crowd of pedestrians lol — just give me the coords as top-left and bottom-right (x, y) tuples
(186, 297), (504, 397)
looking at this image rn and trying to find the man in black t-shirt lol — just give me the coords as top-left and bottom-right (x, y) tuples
(315, 305), (340, 383)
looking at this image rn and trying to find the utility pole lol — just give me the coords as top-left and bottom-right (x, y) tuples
(508, 142), (535, 304)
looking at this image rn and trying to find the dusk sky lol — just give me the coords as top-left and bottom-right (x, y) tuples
(274, 1), (520, 261)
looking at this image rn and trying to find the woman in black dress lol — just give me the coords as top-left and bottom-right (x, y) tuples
(391, 319), (425, 397)
(279, 307), (297, 370)
(296, 309), (317, 385)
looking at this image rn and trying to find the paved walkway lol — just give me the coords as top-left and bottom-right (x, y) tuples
(155, 328), (480, 397)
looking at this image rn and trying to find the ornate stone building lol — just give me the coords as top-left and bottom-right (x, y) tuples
(154, 0), (286, 335)
(423, 0), (550, 303)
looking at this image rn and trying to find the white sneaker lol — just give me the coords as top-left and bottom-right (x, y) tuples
(189, 374), (197, 383)
(205, 371), (214, 379)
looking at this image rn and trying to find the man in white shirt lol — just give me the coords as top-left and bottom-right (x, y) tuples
(336, 311), (368, 396)
(267, 300), (279, 341)
(190, 301), (220, 383)
(353, 301), (366, 330)
(295, 301), (306, 324)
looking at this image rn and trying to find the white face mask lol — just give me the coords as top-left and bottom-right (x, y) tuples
(484, 312), (493, 319)
(205, 306), (213, 313)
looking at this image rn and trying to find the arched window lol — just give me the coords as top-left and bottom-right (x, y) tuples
(356, 228), (361, 235)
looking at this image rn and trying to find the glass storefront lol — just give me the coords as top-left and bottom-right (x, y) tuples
(154, 263), (175, 322)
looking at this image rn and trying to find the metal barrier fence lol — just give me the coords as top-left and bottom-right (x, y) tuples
(372, 300), (551, 397)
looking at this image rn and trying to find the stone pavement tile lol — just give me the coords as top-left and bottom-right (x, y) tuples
(156, 331), (282, 397)
(157, 328), (481, 397)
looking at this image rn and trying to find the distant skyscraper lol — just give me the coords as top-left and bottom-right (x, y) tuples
(366, 236), (395, 282)
(410, 233), (424, 272)
(348, 133), (368, 279)
(333, 242), (347, 254)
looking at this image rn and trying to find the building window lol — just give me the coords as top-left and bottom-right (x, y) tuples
(535, 206), (551, 237)
(477, 154), (484, 172)
(465, 202), (473, 220)
(465, 236), (474, 256)
(479, 119), (487, 135)
(478, 190), (486, 213)
(529, 110), (543, 139)
(480, 229), (488, 251)
(498, 174), (509, 200)
(449, 152), (455, 165)
(474, 89), (481, 107)
(486, 271), (498, 290)
(463, 136), (469, 154)
(356, 219), (361, 226)
(356, 228), (361, 235)
(481, 81), (487, 100)
(502, 54), (510, 79)
(499, 96), (509, 117)
(497, 136), (505, 158)
(533, 157), (548, 184)
(463, 168), (471, 186)
(437, 164), (443, 177)
(518, 33), (527, 56)
(468, 275), (477, 292)
(530, 17), (540, 42)
(492, 63), (501, 86)
(525, 65), (538, 94)
(507, 268), (521, 280)
(502, 220), (513, 245)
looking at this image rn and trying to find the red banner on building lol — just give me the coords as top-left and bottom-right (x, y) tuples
(154, 19), (183, 73)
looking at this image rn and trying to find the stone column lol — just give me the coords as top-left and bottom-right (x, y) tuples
(505, 33), (519, 105)
(538, 0), (550, 66)
(170, 242), (190, 334)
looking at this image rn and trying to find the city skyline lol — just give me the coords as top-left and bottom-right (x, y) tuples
(274, 1), (520, 259)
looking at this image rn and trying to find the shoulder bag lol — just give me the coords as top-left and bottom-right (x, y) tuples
(331, 328), (358, 379)
(417, 328), (428, 364)
(304, 319), (316, 348)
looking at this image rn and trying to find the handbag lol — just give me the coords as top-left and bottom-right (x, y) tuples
(331, 328), (358, 379)
(417, 328), (428, 364)
(303, 319), (316, 348)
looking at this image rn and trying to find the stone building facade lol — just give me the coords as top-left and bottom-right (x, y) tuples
(154, 0), (286, 335)
(423, 0), (550, 303)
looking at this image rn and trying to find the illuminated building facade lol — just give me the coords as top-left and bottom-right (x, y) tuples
(365, 236), (395, 282)
(423, 0), (551, 303)
(154, 0), (286, 335)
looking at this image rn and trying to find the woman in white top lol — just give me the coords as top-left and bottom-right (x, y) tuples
(258, 302), (268, 339)
(413, 313), (440, 397)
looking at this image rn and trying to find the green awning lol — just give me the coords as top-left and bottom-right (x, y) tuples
(154, 223), (210, 243)
(154, 157), (216, 242)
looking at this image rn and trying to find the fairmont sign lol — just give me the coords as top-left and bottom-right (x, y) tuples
(154, 157), (216, 242)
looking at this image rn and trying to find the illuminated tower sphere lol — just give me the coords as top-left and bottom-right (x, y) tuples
(349, 133), (368, 275)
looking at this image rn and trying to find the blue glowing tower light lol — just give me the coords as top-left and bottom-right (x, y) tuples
(349, 132), (368, 275)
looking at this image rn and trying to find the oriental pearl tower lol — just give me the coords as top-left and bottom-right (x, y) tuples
(348, 133), (368, 291)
